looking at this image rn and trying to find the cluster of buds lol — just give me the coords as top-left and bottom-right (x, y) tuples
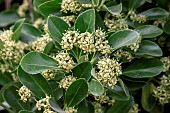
(53, 51), (75, 71)
(64, 107), (77, 113)
(0, 63), (11, 73)
(0, 30), (27, 64)
(153, 75), (170, 105)
(61, 0), (81, 13)
(60, 15), (76, 27)
(81, 4), (94, 8)
(127, 36), (141, 52)
(59, 75), (76, 90)
(18, 0), (29, 17)
(28, 34), (51, 52)
(113, 49), (133, 62)
(161, 57), (170, 72)
(97, 58), (122, 88)
(41, 69), (57, 80)
(36, 95), (55, 112)
(33, 18), (43, 28)
(93, 102), (102, 113)
(18, 86), (31, 102)
(128, 11), (147, 23)
(153, 19), (166, 27)
(104, 14), (128, 32)
(94, 92), (115, 105)
(128, 103), (140, 113)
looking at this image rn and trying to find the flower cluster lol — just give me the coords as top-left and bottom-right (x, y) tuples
(153, 19), (166, 27)
(41, 69), (57, 80)
(153, 75), (170, 105)
(127, 36), (141, 52)
(61, 0), (81, 13)
(18, 86), (31, 102)
(128, 11), (147, 23)
(18, 0), (29, 17)
(104, 14), (128, 32)
(128, 103), (140, 113)
(60, 15), (76, 27)
(113, 49), (133, 62)
(64, 107), (77, 113)
(59, 75), (76, 90)
(161, 57), (170, 72)
(93, 102), (102, 113)
(97, 58), (122, 88)
(53, 51), (75, 71)
(36, 95), (55, 113)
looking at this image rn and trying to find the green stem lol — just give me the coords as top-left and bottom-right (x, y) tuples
(0, 103), (14, 113)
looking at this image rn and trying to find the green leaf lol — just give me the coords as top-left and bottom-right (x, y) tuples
(163, 19), (170, 35)
(129, 0), (146, 9)
(141, 82), (156, 112)
(33, 0), (50, 11)
(48, 15), (69, 43)
(65, 78), (88, 107)
(20, 51), (59, 74)
(19, 110), (35, 113)
(72, 62), (92, 81)
(135, 40), (163, 57)
(140, 7), (169, 20)
(12, 18), (25, 41)
(89, 79), (104, 96)
(107, 96), (134, 113)
(123, 58), (164, 78)
(77, 0), (92, 4)
(135, 25), (163, 38)
(20, 23), (42, 44)
(74, 9), (95, 33)
(49, 98), (65, 113)
(77, 100), (93, 113)
(18, 66), (53, 98)
(95, 11), (106, 30)
(0, 39), (4, 50)
(38, 0), (61, 16)
(0, 10), (20, 27)
(0, 73), (13, 85)
(108, 30), (139, 51)
(3, 85), (30, 111)
(101, 3), (122, 15)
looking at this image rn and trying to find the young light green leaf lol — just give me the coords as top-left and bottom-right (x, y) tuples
(141, 82), (156, 112)
(72, 62), (92, 81)
(38, 0), (61, 16)
(129, 0), (146, 9)
(140, 7), (169, 20)
(3, 85), (30, 111)
(107, 96), (134, 113)
(123, 58), (164, 78)
(49, 98), (65, 113)
(108, 30), (139, 51)
(163, 19), (170, 35)
(65, 78), (88, 107)
(18, 66), (53, 98)
(12, 18), (25, 41)
(20, 51), (59, 74)
(135, 40), (163, 57)
(135, 25), (163, 38)
(74, 9), (95, 33)
(101, 3), (122, 15)
(89, 79), (104, 96)
(48, 15), (69, 43)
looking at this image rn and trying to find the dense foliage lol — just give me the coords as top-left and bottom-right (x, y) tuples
(0, 0), (170, 113)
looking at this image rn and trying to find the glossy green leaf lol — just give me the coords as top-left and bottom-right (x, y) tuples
(12, 18), (25, 41)
(108, 30), (139, 51)
(65, 78), (88, 107)
(20, 51), (59, 74)
(95, 11), (106, 30)
(129, 0), (146, 9)
(0, 10), (20, 27)
(135, 40), (163, 57)
(20, 23), (42, 44)
(33, 0), (50, 11)
(140, 7), (169, 20)
(3, 85), (30, 111)
(107, 96), (134, 113)
(48, 15), (69, 43)
(123, 58), (164, 78)
(38, 0), (61, 16)
(135, 25), (163, 38)
(101, 3), (122, 15)
(0, 73), (13, 85)
(18, 66), (53, 98)
(89, 79), (104, 96)
(141, 82), (156, 112)
(49, 98), (65, 113)
(163, 19), (170, 35)
(72, 62), (92, 81)
(77, 100), (93, 113)
(74, 9), (95, 33)
(19, 110), (35, 113)
(77, 0), (92, 4)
